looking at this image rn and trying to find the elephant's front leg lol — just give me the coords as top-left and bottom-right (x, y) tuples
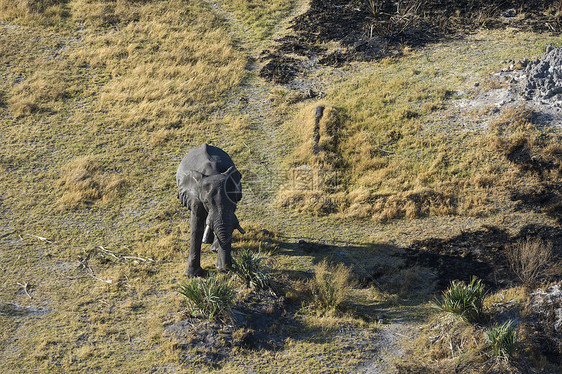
(186, 208), (206, 277)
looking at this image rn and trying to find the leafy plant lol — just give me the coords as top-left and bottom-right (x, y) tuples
(232, 248), (272, 291)
(310, 260), (353, 312)
(436, 278), (484, 322)
(487, 320), (518, 359)
(177, 274), (235, 320)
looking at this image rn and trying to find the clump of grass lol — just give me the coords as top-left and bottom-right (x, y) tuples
(436, 278), (484, 322)
(232, 248), (272, 291)
(57, 156), (127, 210)
(177, 274), (236, 321)
(0, 0), (68, 25)
(506, 238), (554, 286)
(8, 64), (75, 118)
(487, 320), (518, 359)
(310, 260), (354, 312)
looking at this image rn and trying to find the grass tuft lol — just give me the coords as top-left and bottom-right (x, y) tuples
(177, 273), (236, 321)
(232, 248), (272, 291)
(309, 260), (354, 313)
(506, 238), (554, 286)
(57, 156), (127, 210)
(436, 278), (484, 323)
(487, 320), (518, 359)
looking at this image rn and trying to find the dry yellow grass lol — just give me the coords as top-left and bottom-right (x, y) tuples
(57, 156), (127, 209)
(2, 2), (562, 372)
(280, 34), (562, 222)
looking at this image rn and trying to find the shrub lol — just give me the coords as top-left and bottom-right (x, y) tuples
(436, 278), (484, 322)
(487, 320), (518, 359)
(310, 260), (353, 312)
(177, 274), (235, 320)
(506, 238), (554, 286)
(232, 249), (272, 291)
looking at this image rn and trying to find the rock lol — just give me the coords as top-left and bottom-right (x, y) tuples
(522, 46), (562, 103)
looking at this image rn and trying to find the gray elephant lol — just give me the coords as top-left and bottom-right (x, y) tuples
(176, 144), (244, 277)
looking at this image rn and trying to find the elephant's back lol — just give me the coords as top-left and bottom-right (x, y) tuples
(178, 143), (235, 176)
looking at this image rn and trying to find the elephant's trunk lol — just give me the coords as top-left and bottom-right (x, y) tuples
(213, 215), (233, 271)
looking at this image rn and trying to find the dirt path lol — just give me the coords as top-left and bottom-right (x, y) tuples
(202, 0), (309, 204)
(198, 1), (428, 372)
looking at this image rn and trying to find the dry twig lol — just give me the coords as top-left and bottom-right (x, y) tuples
(17, 282), (32, 299)
(98, 246), (155, 264)
(78, 249), (112, 284)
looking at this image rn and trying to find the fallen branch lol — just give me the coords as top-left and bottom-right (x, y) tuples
(78, 250), (112, 284)
(0, 230), (17, 239)
(98, 246), (155, 264)
(25, 234), (52, 244)
(17, 282), (32, 299)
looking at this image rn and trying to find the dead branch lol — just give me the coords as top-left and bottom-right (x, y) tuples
(98, 246), (155, 264)
(25, 234), (52, 244)
(0, 230), (17, 239)
(78, 250), (112, 284)
(17, 282), (32, 299)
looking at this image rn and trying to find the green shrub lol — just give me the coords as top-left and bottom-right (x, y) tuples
(177, 274), (235, 320)
(232, 249), (272, 291)
(487, 320), (518, 359)
(436, 278), (484, 322)
(310, 260), (353, 312)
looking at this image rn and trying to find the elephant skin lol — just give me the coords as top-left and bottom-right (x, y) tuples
(177, 144), (243, 276)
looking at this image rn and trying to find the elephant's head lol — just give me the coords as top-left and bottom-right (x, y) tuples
(191, 166), (243, 270)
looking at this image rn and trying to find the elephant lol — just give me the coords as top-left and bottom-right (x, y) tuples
(176, 144), (244, 277)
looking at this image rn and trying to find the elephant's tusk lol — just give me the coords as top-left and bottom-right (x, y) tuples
(202, 225), (214, 244)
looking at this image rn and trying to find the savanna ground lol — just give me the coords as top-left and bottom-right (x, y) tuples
(1, 0), (562, 372)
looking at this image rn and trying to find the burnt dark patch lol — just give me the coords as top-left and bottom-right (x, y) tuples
(166, 293), (299, 365)
(403, 224), (562, 291)
(260, 0), (560, 83)
(259, 55), (302, 84)
(404, 226), (510, 290)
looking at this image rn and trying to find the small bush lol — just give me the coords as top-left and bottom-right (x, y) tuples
(506, 238), (554, 286)
(177, 274), (235, 321)
(436, 278), (484, 322)
(232, 249), (272, 291)
(487, 320), (518, 359)
(310, 260), (353, 312)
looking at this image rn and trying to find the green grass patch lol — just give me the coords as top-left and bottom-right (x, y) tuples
(487, 320), (518, 359)
(232, 248), (272, 291)
(177, 273), (236, 320)
(436, 278), (484, 323)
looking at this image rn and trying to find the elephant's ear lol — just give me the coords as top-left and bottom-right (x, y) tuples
(177, 170), (206, 207)
(223, 166), (241, 181)
(223, 166), (242, 203)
